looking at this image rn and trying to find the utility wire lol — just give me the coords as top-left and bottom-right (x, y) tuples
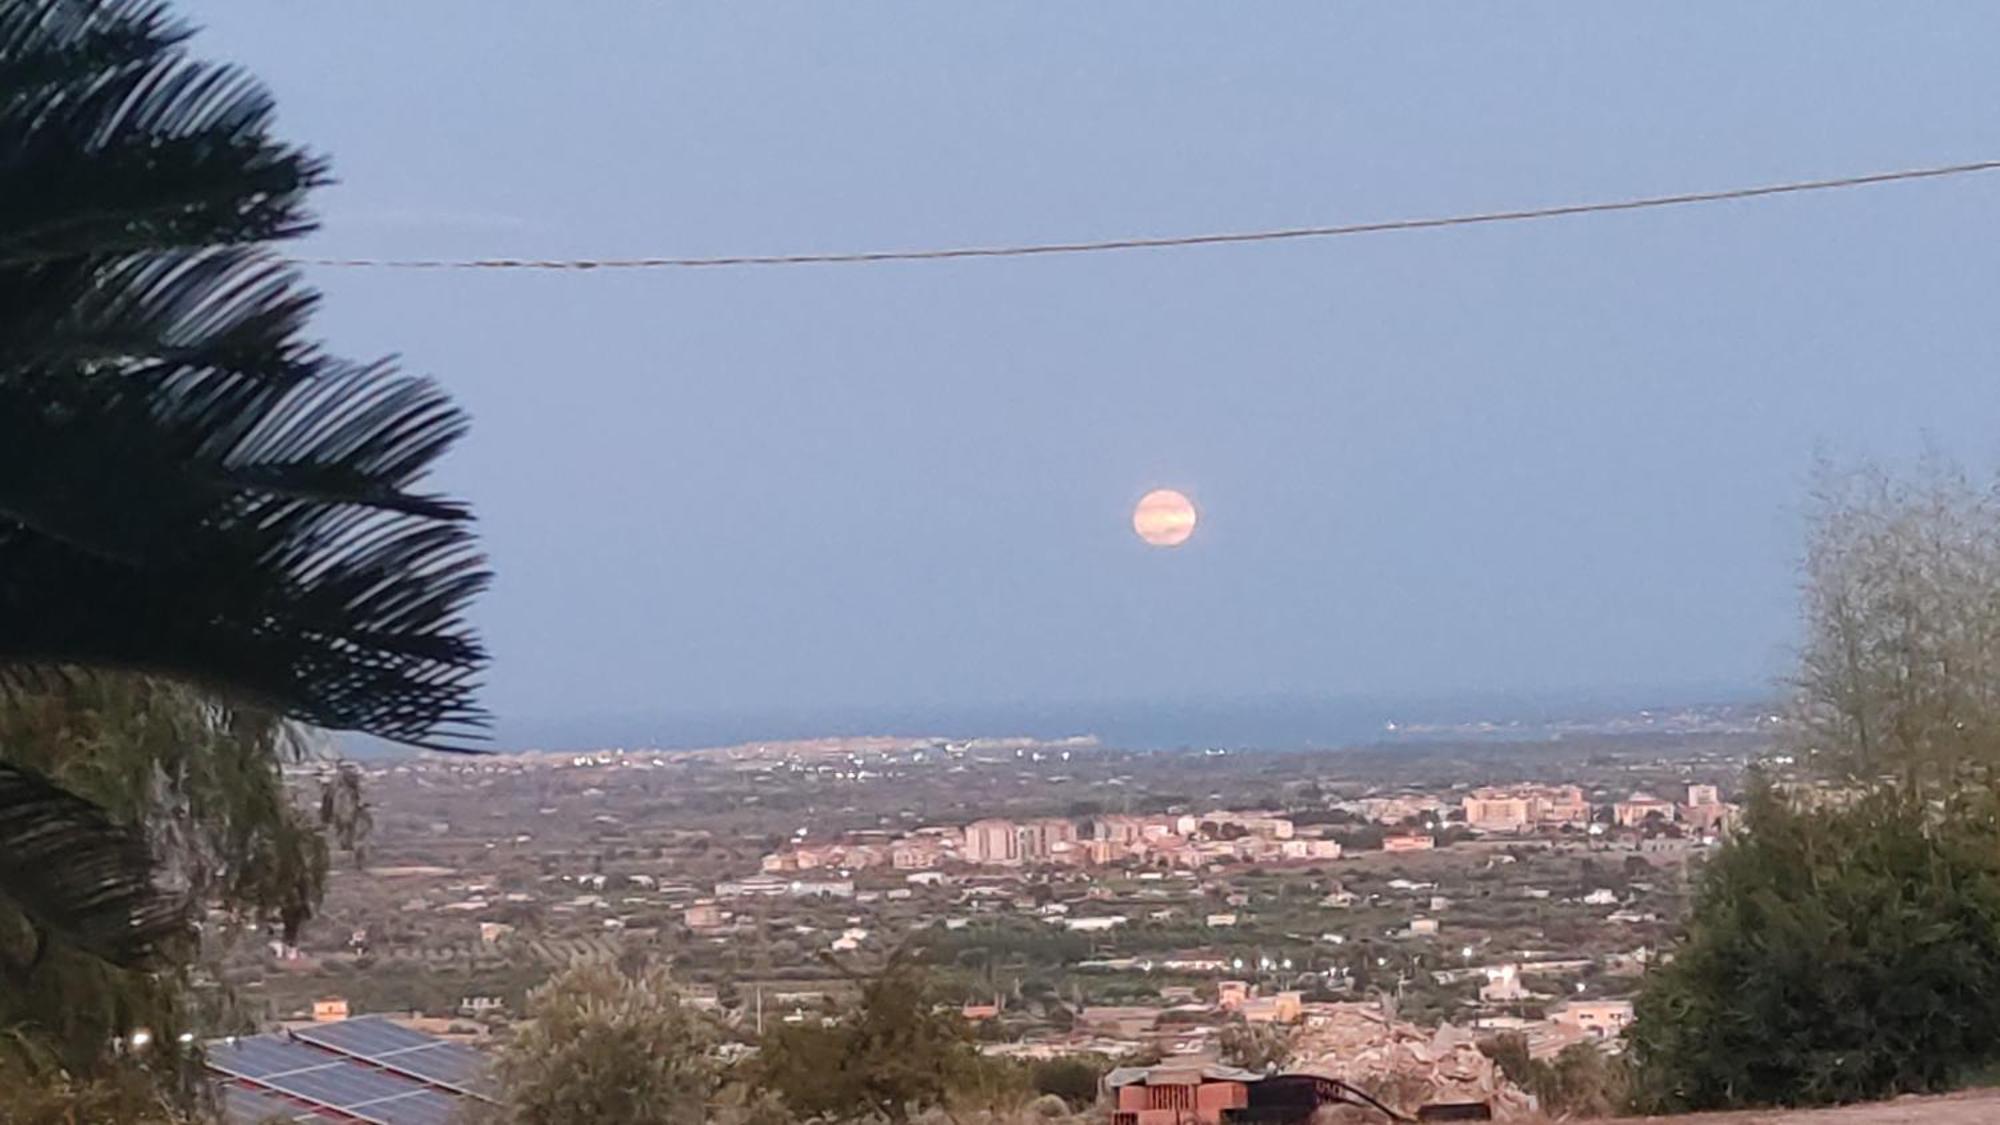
(291, 158), (2000, 272)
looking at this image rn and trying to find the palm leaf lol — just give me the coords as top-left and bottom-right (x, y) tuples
(0, 760), (183, 967)
(0, 0), (489, 747)
(0, 0), (492, 968)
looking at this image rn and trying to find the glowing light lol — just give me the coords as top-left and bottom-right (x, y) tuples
(1133, 489), (1198, 547)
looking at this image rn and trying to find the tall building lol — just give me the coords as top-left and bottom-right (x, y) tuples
(1686, 783), (1721, 807)
(1019, 817), (1079, 862)
(963, 819), (1020, 865)
(1462, 790), (1533, 832)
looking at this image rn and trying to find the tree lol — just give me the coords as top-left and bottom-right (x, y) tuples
(496, 962), (721, 1125)
(1218, 1020), (1295, 1073)
(0, 0), (488, 958)
(1792, 459), (2000, 785)
(0, 0), (488, 1113)
(757, 952), (991, 1122)
(1027, 1056), (1106, 1108)
(1480, 1034), (1626, 1119)
(0, 679), (363, 1107)
(1626, 781), (2000, 1111)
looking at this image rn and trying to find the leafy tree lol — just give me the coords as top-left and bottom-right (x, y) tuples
(1479, 1034), (1625, 1119)
(495, 961), (721, 1125)
(1627, 781), (2000, 1111)
(0, 680), (364, 1099)
(1793, 459), (2000, 784)
(1027, 1056), (1106, 1108)
(757, 952), (992, 1122)
(1218, 1019), (1295, 1073)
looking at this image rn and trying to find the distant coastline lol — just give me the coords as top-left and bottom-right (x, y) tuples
(344, 684), (1772, 758)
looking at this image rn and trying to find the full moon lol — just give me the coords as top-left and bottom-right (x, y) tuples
(1133, 489), (1198, 547)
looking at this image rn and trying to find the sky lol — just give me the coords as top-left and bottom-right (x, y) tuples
(179, 3), (2000, 745)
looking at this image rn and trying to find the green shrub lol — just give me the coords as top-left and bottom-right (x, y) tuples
(1627, 780), (2000, 1111)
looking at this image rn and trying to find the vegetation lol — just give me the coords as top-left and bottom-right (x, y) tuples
(1627, 781), (2000, 1111)
(1793, 460), (2000, 785)
(495, 961), (723, 1125)
(756, 952), (1004, 1122)
(0, 0), (486, 1114)
(1630, 459), (2000, 1112)
(1218, 1019), (1295, 1073)
(0, 681), (367, 1105)
(1479, 1033), (1627, 1119)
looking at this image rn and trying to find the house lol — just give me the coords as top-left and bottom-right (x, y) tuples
(1205, 912), (1239, 928)
(1382, 832), (1436, 853)
(684, 900), (725, 929)
(1078, 1006), (1165, 1038)
(1217, 980), (1252, 1009)
(311, 997), (349, 1023)
(1479, 964), (1528, 1003)
(1551, 998), (1634, 1040)
(1106, 1065), (1379, 1125)
(1240, 991), (1303, 1024)
(1408, 917), (1440, 936)
(477, 921), (514, 944)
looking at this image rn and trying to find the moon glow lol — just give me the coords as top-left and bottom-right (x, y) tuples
(1133, 489), (1198, 547)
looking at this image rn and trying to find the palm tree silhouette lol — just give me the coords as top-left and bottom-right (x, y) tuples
(0, 0), (488, 965)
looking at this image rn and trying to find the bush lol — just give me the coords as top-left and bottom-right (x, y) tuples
(1028, 1056), (1106, 1107)
(1627, 781), (2000, 1111)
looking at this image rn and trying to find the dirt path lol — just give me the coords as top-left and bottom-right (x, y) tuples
(1586, 1088), (2000, 1124)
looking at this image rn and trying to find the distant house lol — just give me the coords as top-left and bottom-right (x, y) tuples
(1408, 917), (1440, 936)
(312, 997), (349, 1023)
(1106, 1065), (1379, 1125)
(683, 900), (725, 930)
(1205, 913), (1239, 928)
(1382, 832), (1436, 853)
(1551, 998), (1635, 1040)
(1240, 991), (1303, 1024)
(1077, 1006), (1164, 1038)
(1479, 964), (1528, 1003)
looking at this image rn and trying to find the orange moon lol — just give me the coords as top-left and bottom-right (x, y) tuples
(1133, 489), (1198, 547)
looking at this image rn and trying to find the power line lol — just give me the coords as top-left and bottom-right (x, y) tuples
(291, 158), (2000, 272)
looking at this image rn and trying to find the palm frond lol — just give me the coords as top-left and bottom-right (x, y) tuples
(0, 0), (490, 749)
(0, 0), (324, 264)
(0, 760), (184, 967)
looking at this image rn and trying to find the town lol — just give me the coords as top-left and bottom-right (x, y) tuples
(215, 719), (1760, 1117)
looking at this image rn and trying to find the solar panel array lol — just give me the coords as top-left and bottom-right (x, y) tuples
(209, 1016), (496, 1125)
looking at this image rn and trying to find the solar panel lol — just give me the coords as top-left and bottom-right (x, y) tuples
(209, 1037), (345, 1080)
(208, 1018), (496, 1125)
(371, 1041), (491, 1092)
(368, 1089), (467, 1125)
(217, 1084), (346, 1124)
(293, 1016), (438, 1057)
(264, 1059), (429, 1110)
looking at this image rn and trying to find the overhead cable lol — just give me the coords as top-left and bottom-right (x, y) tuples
(291, 158), (2000, 272)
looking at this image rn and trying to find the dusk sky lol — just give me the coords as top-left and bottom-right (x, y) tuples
(181, 4), (2000, 741)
